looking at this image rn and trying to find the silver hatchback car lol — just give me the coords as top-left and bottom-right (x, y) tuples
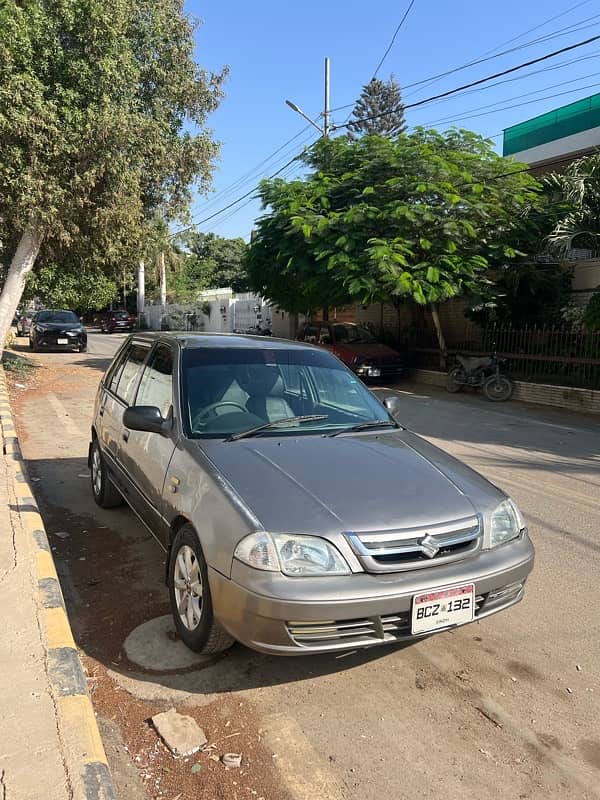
(90, 333), (534, 655)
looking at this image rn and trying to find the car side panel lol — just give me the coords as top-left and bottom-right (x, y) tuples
(162, 441), (259, 578)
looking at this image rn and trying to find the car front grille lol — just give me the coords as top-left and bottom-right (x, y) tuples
(345, 516), (482, 574)
(286, 595), (486, 648)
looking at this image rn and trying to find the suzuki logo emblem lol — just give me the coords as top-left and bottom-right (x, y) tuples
(420, 534), (440, 558)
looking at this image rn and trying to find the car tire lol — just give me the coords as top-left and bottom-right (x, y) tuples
(90, 438), (123, 508)
(168, 524), (234, 654)
(79, 344), (87, 353)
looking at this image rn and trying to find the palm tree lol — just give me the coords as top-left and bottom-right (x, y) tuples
(545, 154), (600, 258)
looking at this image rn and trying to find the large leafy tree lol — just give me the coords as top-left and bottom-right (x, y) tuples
(248, 131), (541, 350)
(0, 0), (226, 349)
(348, 76), (407, 138)
(173, 232), (250, 297)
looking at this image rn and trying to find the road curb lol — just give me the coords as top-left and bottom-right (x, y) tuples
(0, 366), (117, 800)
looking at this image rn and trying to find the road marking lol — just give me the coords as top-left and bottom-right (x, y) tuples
(261, 713), (344, 800)
(46, 393), (82, 437)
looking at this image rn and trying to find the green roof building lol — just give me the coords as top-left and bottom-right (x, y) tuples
(503, 92), (600, 173)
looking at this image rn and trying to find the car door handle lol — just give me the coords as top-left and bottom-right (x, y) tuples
(122, 431), (129, 443)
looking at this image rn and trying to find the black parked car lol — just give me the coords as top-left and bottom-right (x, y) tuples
(29, 309), (87, 352)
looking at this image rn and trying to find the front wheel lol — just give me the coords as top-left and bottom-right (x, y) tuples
(483, 374), (514, 402)
(446, 366), (465, 393)
(168, 525), (234, 654)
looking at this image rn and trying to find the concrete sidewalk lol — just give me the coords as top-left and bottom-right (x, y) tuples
(0, 368), (115, 800)
(0, 444), (70, 799)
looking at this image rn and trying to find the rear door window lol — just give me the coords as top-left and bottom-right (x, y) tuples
(114, 344), (150, 405)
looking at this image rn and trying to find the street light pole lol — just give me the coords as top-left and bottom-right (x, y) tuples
(323, 57), (331, 137)
(285, 56), (332, 138)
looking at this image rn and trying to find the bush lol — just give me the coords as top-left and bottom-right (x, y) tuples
(584, 291), (600, 331)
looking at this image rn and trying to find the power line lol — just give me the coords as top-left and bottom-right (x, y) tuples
(329, 11), (600, 114)
(340, 34), (600, 129)
(170, 140), (319, 238)
(372, 0), (416, 78)
(478, 0), (593, 58)
(419, 72), (600, 128)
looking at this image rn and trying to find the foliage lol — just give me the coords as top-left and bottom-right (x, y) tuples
(348, 76), (407, 138)
(0, 0), (226, 315)
(23, 262), (119, 312)
(584, 290), (600, 330)
(173, 232), (250, 298)
(248, 130), (542, 323)
(545, 154), (600, 257)
(3, 354), (35, 376)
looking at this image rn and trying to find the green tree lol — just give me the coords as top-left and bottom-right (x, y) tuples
(0, 0), (226, 350)
(348, 76), (407, 138)
(23, 262), (118, 312)
(174, 232), (250, 297)
(545, 153), (600, 257)
(248, 131), (542, 351)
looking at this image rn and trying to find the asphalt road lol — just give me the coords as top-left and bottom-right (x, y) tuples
(8, 332), (600, 800)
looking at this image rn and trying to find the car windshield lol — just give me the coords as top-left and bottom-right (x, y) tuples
(113, 311), (130, 318)
(37, 310), (79, 324)
(333, 324), (376, 344)
(182, 347), (393, 439)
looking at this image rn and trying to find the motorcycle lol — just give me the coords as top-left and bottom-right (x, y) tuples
(446, 352), (514, 402)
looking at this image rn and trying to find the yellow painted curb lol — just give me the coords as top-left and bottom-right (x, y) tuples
(45, 607), (77, 650)
(37, 550), (59, 581)
(58, 694), (109, 766)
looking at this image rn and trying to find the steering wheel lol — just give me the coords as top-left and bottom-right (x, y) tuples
(193, 401), (248, 427)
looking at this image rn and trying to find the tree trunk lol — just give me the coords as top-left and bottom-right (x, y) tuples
(430, 303), (447, 370)
(137, 259), (145, 316)
(322, 305), (329, 321)
(0, 226), (44, 357)
(159, 252), (167, 307)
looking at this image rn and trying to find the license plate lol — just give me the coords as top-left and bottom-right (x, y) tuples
(57, 338), (69, 344)
(412, 583), (474, 634)
(367, 367), (381, 377)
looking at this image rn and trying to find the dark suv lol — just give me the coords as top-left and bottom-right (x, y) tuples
(100, 309), (137, 333)
(298, 321), (406, 380)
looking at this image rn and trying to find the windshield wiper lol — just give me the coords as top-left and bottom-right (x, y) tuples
(226, 415), (329, 442)
(328, 420), (397, 437)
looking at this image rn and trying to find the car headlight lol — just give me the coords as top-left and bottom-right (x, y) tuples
(488, 499), (525, 548)
(234, 532), (351, 576)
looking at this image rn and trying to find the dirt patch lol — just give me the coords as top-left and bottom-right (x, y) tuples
(87, 660), (291, 800)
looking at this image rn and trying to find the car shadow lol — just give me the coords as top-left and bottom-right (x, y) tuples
(23, 456), (403, 698)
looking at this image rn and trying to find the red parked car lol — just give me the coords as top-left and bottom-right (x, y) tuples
(297, 321), (406, 380)
(100, 309), (137, 333)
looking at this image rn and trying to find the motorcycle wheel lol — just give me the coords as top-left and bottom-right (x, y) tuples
(446, 366), (465, 393)
(483, 375), (513, 402)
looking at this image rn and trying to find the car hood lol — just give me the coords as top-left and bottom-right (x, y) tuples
(37, 322), (82, 331)
(200, 430), (502, 535)
(341, 342), (401, 360)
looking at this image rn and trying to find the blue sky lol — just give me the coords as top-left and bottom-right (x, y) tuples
(183, 0), (600, 240)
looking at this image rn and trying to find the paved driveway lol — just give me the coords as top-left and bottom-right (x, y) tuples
(7, 334), (600, 800)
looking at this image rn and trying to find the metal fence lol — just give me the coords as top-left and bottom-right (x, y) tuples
(402, 322), (600, 390)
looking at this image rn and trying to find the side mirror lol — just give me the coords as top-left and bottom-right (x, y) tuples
(384, 396), (402, 417)
(123, 406), (167, 435)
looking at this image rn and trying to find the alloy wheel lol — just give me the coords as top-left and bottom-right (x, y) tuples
(173, 545), (203, 631)
(91, 445), (102, 498)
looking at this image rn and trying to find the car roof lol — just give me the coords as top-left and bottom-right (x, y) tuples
(130, 331), (318, 351)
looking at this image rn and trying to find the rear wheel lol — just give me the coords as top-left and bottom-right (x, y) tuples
(446, 366), (465, 393)
(483, 375), (513, 402)
(90, 438), (123, 508)
(168, 525), (234, 654)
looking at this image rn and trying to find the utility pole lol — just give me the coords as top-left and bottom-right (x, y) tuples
(323, 57), (331, 137)
(137, 260), (145, 317)
(159, 252), (167, 308)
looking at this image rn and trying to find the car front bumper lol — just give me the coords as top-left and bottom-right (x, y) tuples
(209, 533), (534, 655)
(34, 332), (87, 349)
(353, 364), (407, 379)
